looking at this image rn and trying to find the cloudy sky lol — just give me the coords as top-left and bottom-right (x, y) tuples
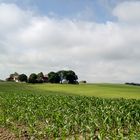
(0, 0), (140, 83)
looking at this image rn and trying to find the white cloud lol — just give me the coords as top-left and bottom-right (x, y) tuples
(0, 2), (140, 83)
(113, 1), (140, 23)
(0, 3), (32, 30)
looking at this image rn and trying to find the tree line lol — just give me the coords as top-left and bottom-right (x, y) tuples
(6, 70), (78, 84)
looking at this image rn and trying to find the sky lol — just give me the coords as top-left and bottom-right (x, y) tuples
(0, 0), (140, 83)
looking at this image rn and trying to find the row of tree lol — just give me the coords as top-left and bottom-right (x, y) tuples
(6, 70), (78, 84)
(125, 82), (140, 86)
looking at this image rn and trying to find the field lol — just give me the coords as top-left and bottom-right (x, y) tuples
(0, 82), (140, 139)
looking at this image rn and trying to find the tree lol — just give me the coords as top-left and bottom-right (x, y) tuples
(37, 72), (44, 83)
(48, 72), (60, 83)
(57, 70), (67, 83)
(28, 73), (37, 83)
(57, 70), (78, 84)
(37, 72), (44, 79)
(18, 74), (28, 82)
(65, 70), (78, 84)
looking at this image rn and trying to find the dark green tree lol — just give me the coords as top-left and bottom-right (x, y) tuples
(57, 70), (78, 84)
(65, 70), (78, 84)
(37, 72), (44, 79)
(18, 74), (28, 82)
(37, 72), (44, 83)
(48, 72), (60, 83)
(28, 73), (37, 83)
(57, 70), (67, 83)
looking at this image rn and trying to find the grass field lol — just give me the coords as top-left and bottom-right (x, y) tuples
(0, 82), (140, 139)
(32, 83), (140, 99)
(1, 82), (140, 99)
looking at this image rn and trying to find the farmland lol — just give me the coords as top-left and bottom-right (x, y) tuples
(0, 82), (140, 139)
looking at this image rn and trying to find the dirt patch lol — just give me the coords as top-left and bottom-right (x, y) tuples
(0, 128), (17, 140)
(0, 128), (29, 140)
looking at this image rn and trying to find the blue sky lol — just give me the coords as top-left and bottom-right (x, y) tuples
(2, 0), (118, 22)
(0, 0), (140, 82)
(34, 0), (112, 22)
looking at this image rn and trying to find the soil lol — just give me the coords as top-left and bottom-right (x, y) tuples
(0, 128), (29, 140)
(0, 128), (17, 140)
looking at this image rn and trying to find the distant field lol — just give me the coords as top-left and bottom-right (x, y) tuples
(32, 83), (140, 99)
(0, 82), (140, 99)
(0, 82), (140, 139)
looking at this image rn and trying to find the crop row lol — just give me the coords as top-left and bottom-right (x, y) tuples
(0, 92), (140, 139)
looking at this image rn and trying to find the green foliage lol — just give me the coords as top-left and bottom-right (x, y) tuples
(18, 74), (27, 82)
(57, 70), (78, 84)
(28, 73), (37, 83)
(37, 72), (44, 79)
(6, 70), (78, 84)
(65, 70), (78, 84)
(57, 70), (66, 83)
(0, 82), (140, 139)
(37, 72), (44, 83)
(48, 72), (60, 83)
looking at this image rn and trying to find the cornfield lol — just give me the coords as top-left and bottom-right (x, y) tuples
(0, 91), (140, 139)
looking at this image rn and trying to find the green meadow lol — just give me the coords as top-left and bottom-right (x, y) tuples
(32, 83), (140, 99)
(0, 82), (140, 139)
(1, 82), (140, 99)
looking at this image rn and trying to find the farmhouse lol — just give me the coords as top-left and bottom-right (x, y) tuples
(6, 72), (19, 82)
